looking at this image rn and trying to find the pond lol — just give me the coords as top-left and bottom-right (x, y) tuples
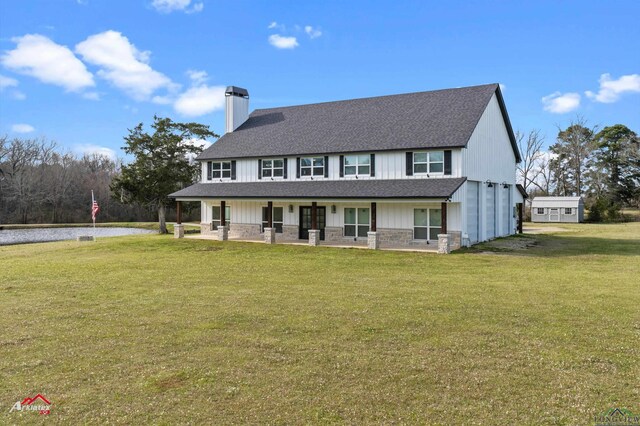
(0, 227), (156, 246)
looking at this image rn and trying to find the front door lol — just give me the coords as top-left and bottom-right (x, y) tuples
(299, 206), (326, 240)
(549, 208), (560, 222)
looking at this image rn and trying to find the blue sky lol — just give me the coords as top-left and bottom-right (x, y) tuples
(1, 0), (639, 159)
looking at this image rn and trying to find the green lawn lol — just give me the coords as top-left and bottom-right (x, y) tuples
(1, 223), (639, 424)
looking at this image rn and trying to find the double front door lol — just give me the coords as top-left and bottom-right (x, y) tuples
(299, 206), (326, 240)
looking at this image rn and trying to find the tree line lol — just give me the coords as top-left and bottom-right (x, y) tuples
(0, 136), (188, 224)
(517, 120), (640, 221)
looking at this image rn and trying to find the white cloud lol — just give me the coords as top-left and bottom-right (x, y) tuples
(0, 74), (18, 90)
(12, 91), (26, 100)
(541, 92), (581, 114)
(304, 25), (322, 39)
(1, 34), (94, 92)
(585, 73), (640, 103)
(75, 30), (177, 101)
(186, 69), (208, 85)
(268, 21), (286, 31)
(151, 0), (203, 14)
(11, 123), (35, 133)
(268, 34), (299, 49)
(182, 137), (211, 163)
(174, 84), (225, 116)
(74, 144), (117, 160)
(186, 2), (203, 13)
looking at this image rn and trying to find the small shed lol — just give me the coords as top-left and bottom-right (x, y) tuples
(531, 196), (584, 223)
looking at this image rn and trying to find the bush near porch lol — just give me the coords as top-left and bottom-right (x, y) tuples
(1, 222), (638, 424)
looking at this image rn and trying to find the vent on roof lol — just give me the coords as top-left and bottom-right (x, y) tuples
(225, 86), (250, 133)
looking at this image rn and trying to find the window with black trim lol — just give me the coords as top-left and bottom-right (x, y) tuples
(565, 208), (572, 215)
(300, 157), (325, 177)
(262, 207), (283, 232)
(262, 159), (284, 178)
(344, 155), (370, 176)
(413, 151), (444, 174)
(537, 208), (544, 214)
(211, 161), (232, 179)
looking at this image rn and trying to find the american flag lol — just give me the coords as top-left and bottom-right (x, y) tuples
(91, 197), (100, 220)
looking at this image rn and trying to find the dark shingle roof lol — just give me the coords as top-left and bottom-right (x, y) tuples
(198, 83), (520, 162)
(170, 178), (466, 200)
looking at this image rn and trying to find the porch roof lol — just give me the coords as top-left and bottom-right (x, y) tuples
(170, 178), (466, 200)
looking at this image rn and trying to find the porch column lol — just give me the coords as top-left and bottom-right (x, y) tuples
(370, 202), (377, 232)
(438, 202), (450, 254)
(174, 200), (184, 239)
(309, 201), (320, 246)
(368, 202), (379, 250)
(218, 200), (228, 241)
(441, 202), (448, 234)
(518, 203), (524, 234)
(264, 201), (275, 244)
(311, 202), (317, 229)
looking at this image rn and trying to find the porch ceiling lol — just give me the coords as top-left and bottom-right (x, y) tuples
(170, 178), (466, 200)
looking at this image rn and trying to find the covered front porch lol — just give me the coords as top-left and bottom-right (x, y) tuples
(173, 198), (461, 254)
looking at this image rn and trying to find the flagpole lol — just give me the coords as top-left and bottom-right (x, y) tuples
(91, 190), (96, 239)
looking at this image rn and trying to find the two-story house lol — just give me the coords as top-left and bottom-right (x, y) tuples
(170, 83), (523, 252)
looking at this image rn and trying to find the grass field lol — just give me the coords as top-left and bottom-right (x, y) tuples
(1, 223), (639, 424)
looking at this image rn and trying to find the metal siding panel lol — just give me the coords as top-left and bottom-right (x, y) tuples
(466, 181), (479, 243)
(500, 187), (509, 235)
(485, 185), (496, 239)
(462, 94), (516, 185)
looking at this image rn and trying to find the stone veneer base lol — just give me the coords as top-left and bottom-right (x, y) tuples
(199, 222), (462, 251)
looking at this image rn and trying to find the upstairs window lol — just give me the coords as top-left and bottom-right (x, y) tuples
(344, 155), (370, 176)
(300, 157), (325, 177)
(211, 161), (231, 179)
(262, 159), (285, 178)
(413, 151), (444, 174)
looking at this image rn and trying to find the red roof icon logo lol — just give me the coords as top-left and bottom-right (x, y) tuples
(21, 394), (51, 406)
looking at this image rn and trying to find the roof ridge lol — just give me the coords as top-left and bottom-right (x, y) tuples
(251, 83), (499, 113)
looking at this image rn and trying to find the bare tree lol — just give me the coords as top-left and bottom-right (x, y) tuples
(516, 129), (545, 194)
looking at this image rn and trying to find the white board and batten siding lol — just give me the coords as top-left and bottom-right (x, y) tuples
(201, 149), (463, 184)
(201, 200), (462, 233)
(459, 92), (518, 242)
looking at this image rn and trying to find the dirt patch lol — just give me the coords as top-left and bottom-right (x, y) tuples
(465, 234), (541, 255)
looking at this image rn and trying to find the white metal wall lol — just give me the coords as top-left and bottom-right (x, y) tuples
(200, 149), (463, 183)
(485, 185), (496, 239)
(201, 200), (462, 232)
(466, 181), (480, 243)
(462, 93), (517, 184)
